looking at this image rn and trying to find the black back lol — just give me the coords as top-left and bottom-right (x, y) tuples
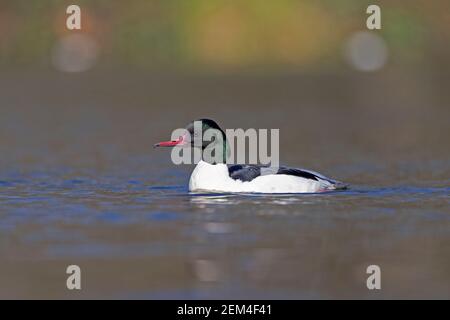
(228, 164), (325, 182)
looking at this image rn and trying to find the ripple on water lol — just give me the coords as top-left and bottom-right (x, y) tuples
(1, 172), (449, 300)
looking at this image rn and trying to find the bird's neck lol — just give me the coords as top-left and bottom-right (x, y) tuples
(202, 137), (229, 165)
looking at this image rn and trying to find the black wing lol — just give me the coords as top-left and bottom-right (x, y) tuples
(228, 164), (262, 182)
(276, 167), (319, 181)
(228, 164), (325, 182)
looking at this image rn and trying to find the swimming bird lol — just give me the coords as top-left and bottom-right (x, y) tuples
(154, 119), (348, 193)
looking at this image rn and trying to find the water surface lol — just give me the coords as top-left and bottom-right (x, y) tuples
(0, 72), (449, 299)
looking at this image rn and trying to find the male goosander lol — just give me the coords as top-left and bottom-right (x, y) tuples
(155, 119), (348, 193)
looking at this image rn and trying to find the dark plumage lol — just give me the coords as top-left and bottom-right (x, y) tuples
(228, 164), (332, 183)
(228, 164), (262, 182)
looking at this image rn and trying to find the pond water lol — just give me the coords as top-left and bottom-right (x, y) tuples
(0, 72), (449, 299)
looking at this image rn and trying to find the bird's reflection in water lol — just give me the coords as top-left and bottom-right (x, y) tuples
(204, 221), (234, 234)
(189, 193), (240, 205)
(187, 193), (301, 291)
(186, 191), (348, 293)
(189, 192), (325, 206)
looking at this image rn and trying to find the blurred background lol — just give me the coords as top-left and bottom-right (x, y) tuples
(1, 0), (449, 71)
(0, 0), (449, 299)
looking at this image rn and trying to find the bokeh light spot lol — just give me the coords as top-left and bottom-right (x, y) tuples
(51, 34), (99, 73)
(344, 31), (388, 72)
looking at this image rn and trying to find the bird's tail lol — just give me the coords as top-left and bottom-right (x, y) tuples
(331, 180), (349, 190)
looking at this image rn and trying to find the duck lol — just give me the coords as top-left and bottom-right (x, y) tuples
(154, 119), (348, 193)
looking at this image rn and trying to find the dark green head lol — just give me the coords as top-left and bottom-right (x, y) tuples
(155, 119), (229, 164)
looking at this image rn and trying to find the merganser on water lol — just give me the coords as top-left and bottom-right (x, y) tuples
(155, 119), (348, 193)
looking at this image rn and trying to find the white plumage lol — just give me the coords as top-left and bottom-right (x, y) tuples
(189, 161), (338, 194)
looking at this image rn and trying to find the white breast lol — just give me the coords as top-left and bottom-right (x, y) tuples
(188, 161), (332, 193)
